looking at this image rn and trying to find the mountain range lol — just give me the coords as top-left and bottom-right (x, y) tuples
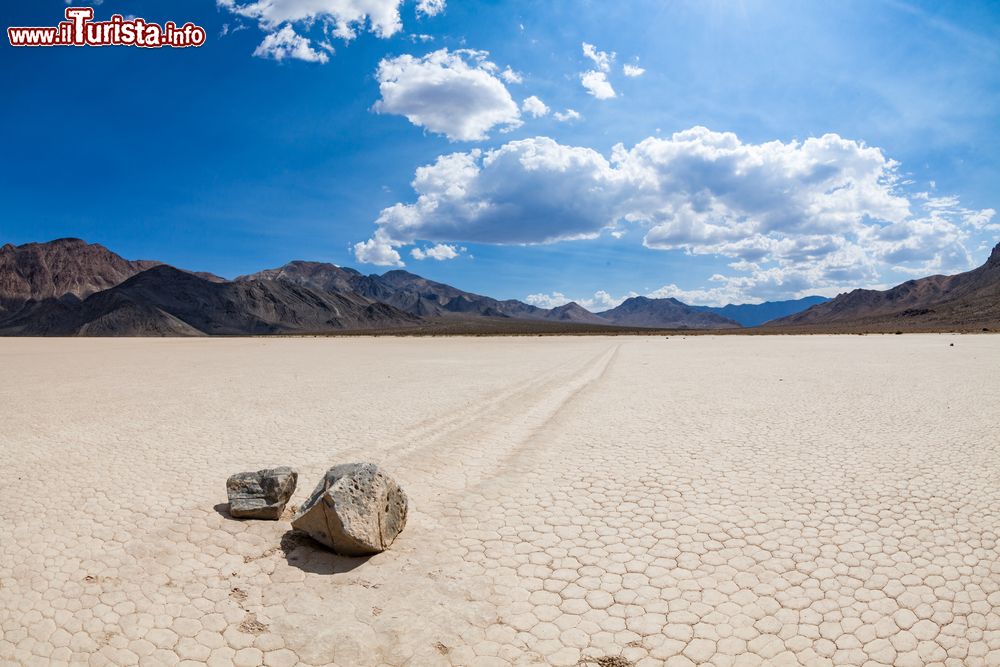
(692, 296), (832, 328)
(0, 238), (996, 335)
(770, 243), (1000, 331)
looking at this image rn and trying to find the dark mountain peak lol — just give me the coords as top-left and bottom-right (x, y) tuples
(618, 295), (684, 308)
(599, 295), (740, 329)
(380, 269), (425, 283)
(283, 260), (359, 275)
(543, 301), (611, 325)
(988, 242), (1000, 268)
(127, 264), (204, 284)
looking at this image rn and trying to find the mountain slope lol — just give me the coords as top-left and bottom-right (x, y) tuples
(772, 243), (1000, 330)
(692, 296), (830, 327)
(372, 270), (547, 319)
(0, 238), (158, 315)
(236, 261), (365, 295)
(0, 266), (420, 336)
(545, 302), (613, 325)
(239, 263), (548, 320)
(599, 297), (741, 329)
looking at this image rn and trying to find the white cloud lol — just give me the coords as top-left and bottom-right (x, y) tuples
(554, 109), (581, 122)
(524, 292), (571, 309)
(623, 63), (646, 77)
(582, 42), (613, 72)
(526, 290), (634, 311)
(373, 48), (522, 141)
(354, 231), (403, 266)
(579, 42), (617, 99)
(252, 25), (329, 63)
(411, 243), (460, 260)
(416, 0), (445, 17)
(220, 0), (444, 62)
(521, 96), (549, 118)
(356, 126), (994, 300)
(500, 67), (523, 84)
(580, 71), (616, 100)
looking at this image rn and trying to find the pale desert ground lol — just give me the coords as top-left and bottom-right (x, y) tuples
(1, 335), (999, 667)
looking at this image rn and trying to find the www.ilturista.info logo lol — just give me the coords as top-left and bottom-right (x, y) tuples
(8, 8), (206, 49)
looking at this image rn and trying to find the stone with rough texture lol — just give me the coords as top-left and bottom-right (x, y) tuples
(226, 468), (297, 520)
(292, 463), (408, 556)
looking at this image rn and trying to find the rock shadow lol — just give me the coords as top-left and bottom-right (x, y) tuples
(280, 530), (371, 575)
(213, 503), (235, 519)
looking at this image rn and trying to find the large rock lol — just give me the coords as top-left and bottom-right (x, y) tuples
(226, 467), (298, 520)
(292, 463), (408, 556)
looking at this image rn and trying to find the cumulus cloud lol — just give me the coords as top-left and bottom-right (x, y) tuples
(623, 63), (645, 77)
(252, 24), (329, 62)
(355, 126), (995, 298)
(582, 42), (613, 72)
(500, 67), (523, 84)
(525, 290), (634, 311)
(415, 0), (445, 16)
(411, 243), (460, 260)
(554, 109), (582, 122)
(521, 96), (549, 118)
(580, 42), (616, 99)
(354, 231), (403, 266)
(580, 71), (616, 100)
(219, 0), (444, 62)
(373, 48), (522, 141)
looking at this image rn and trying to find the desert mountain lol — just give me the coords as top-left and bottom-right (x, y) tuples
(545, 302), (613, 325)
(693, 296), (830, 328)
(367, 270), (547, 320)
(0, 265), (419, 336)
(5, 238), (996, 336)
(599, 297), (741, 329)
(236, 260), (366, 295)
(772, 243), (1000, 330)
(0, 238), (159, 315)
(242, 262), (548, 321)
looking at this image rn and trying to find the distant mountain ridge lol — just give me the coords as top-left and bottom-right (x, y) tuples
(598, 296), (741, 329)
(692, 296), (831, 327)
(770, 243), (1000, 331)
(5, 237), (990, 336)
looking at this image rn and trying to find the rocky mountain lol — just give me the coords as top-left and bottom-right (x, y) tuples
(243, 262), (548, 321)
(598, 297), (741, 329)
(772, 243), (1000, 330)
(544, 302), (613, 325)
(370, 270), (547, 320)
(7, 237), (996, 336)
(236, 260), (366, 295)
(692, 296), (830, 327)
(0, 265), (419, 336)
(0, 238), (159, 316)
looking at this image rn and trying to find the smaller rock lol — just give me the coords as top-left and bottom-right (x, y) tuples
(292, 463), (408, 556)
(227, 467), (297, 520)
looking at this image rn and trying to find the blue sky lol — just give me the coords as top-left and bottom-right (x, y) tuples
(2, 1), (999, 307)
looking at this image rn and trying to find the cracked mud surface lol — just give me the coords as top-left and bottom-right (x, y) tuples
(1, 335), (998, 666)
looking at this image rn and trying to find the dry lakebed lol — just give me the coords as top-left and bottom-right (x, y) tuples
(1, 335), (998, 666)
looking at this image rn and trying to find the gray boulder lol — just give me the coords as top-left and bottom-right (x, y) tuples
(226, 467), (298, 520)
(292, 463), (408, 556)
